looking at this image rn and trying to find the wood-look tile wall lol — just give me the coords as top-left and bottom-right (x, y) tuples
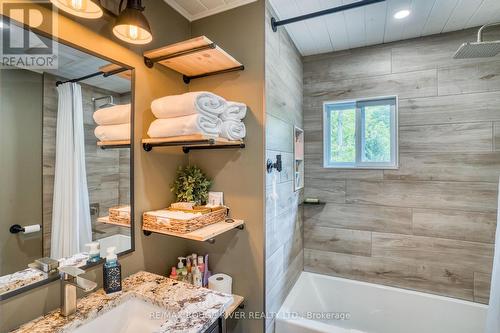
(42, 73), (131, 256)
(265, 2), (303, 332)
(303, 27), (500, 304)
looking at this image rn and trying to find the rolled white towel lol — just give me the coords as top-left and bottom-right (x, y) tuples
(151, 91), (227, 119)
(94, 124), (130, 141)
(93, 104), (131, 125)
(220, 120), (246, 141)
(221, 102), (247, 121)
(147, 114), (222, 138)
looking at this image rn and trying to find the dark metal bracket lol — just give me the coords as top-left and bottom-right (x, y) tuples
(144, 43), (217, 68)
(144, 42), (244, 83)
(182, 65), (245, 84)
(100, 143), (131, 150)
(271, 0), (386, 32)
(143, 139), (245, 153)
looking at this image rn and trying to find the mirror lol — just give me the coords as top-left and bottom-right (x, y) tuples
(0, 21), (134, 299)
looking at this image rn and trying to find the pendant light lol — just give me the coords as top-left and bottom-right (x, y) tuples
(113, 0), (152, 45)
(50, 0), (103, 19)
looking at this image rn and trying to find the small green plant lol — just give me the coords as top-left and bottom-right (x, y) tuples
(171, 165), (212, 204)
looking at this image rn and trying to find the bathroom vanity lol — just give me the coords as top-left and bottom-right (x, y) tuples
(12, 271), (233, 333)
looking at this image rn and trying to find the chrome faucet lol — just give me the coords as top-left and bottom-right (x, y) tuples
(59, 266), (98, 317)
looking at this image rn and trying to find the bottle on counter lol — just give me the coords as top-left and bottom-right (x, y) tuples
(169, 267), (178, 280)
(192, 264), (202, 287)
(103, 247), (122, 294)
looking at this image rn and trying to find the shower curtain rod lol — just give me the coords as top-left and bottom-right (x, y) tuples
(55, 67), (129, 86)
(271, 0), (386, 32)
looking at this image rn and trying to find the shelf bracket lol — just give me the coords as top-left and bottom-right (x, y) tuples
(206, 238), (216, 244)
(182, 142), (245, 153)
(144, 43), (217, 69)
(183, 65), (245, 84)
(143, 230), (152, 236)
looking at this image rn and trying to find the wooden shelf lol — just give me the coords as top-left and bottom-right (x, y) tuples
(97, 140), (131, 149)
(142, 219), (244, 243)
(97, 216), (131, 228)
(143, 36), (244, 84)
(142, 134), (245, 153)
(224, 294), (245, 319)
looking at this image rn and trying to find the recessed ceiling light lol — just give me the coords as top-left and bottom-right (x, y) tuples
(394, 10), (410, 19)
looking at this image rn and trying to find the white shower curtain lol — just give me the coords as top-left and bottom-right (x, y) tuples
(50, 82), (92, 259)
(485, 179), (500, 333)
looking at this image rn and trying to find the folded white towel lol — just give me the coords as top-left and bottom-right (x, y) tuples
(221, 102), (247, 121)
(94, 124), (130, 141)
(93, 104), (131, 125)
(147, 114), (222, 138)
(220, 120), (246, 141)
(151, 92), (227, 119)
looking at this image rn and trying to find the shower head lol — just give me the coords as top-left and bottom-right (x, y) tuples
(454, 41), (500, 59)
(454, 23), (500, 59)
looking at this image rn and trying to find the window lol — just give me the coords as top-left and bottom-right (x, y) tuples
(323, 96), (398, 169)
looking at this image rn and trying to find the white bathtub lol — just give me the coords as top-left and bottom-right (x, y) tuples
(276, 272), (487, 333)
(96, 234), (131, 257)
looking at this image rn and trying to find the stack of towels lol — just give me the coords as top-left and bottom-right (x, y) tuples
(93, 104), (131, 141)
(147, 91), (246, 141)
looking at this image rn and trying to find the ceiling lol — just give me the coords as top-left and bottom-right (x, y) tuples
(269, 0), (500, 56)
(164, 0), (257, 21)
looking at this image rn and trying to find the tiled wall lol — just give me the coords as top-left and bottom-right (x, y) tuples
(42, 73), (131, 257)
(303, 28), (500, 304)
(265, 2), (303, 332)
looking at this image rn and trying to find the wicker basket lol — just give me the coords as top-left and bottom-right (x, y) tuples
(143, 206), (227, 234)
(109, 205), (131, 225)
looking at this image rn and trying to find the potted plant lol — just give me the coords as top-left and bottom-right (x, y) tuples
(171, 165), (212, 207)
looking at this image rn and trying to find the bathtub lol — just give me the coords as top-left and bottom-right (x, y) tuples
(96, 234), (131, 257)
(275, 272), (487, 333)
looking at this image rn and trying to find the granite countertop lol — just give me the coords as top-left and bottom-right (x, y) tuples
(12, 271), (233, 333)
(0, 268), (47, 296)
(0, 253), (89, 297)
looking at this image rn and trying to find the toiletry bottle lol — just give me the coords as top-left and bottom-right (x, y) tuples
(177, 257), (186, 282)
(203, 254), (210, 287)
(85, 242), (100, 264)
(192, 264), (202, 287)
(103, 247), (122, 294)
(186, 256), (192, 273)
(197, 256), (204, 273)
(169, 267), (178, 280)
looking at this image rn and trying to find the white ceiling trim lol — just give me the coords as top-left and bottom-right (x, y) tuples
(163, 0), (258, 22)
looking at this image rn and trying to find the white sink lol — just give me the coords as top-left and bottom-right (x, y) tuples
(71, 298), (165, 333)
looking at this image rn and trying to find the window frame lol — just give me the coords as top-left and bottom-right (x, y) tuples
(323, 95), (399, 170)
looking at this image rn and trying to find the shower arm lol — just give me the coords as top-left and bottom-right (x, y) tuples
(477, 22), (500, 42)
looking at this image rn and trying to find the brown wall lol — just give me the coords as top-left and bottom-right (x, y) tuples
(187, 2), (266, 332)
(264, 2), (303, 333)
(303, 28), (500, 304)
(0, 69), (43, 276)
(0, 2), (190, 331)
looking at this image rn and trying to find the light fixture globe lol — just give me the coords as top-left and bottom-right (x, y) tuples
(50, 0), (103, 19)
(113, 0), (152, 45)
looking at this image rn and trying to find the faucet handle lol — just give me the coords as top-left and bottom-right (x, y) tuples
(59, 266), (85, 279)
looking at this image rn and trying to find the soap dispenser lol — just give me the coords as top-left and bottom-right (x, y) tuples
(103, 247), (121, 294)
